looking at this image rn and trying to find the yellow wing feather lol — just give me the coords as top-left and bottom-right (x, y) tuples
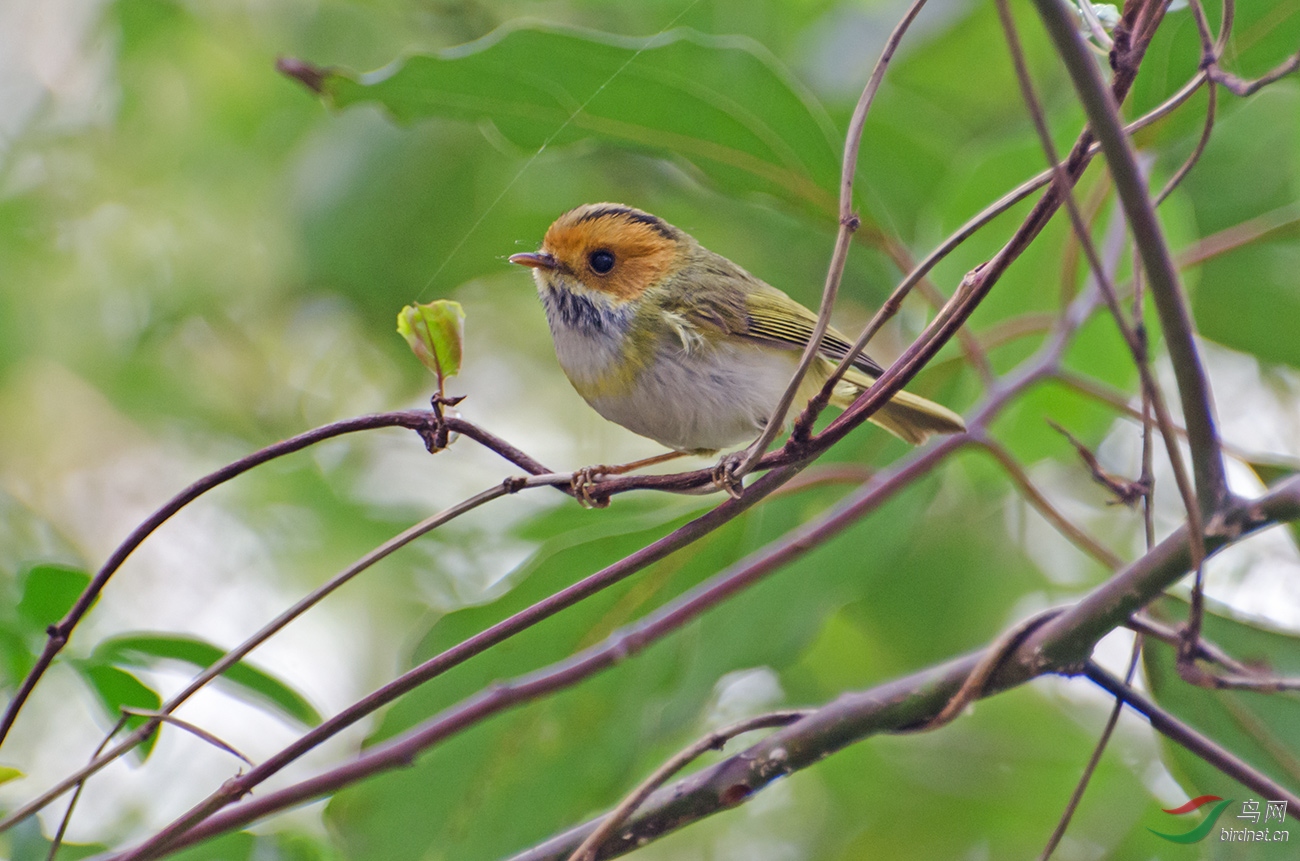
(662, 253), (965, 444)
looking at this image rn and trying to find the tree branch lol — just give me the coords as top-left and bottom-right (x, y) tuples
(1085, 662), (1300, 809)
(500, 476), (1300, 861)
(1029, 0), (1228, 516)
(737, 0), (930, 475)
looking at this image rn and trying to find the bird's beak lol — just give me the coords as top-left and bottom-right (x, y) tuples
(509, 251), (558, 270)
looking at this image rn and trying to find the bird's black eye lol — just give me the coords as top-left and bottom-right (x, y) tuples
(588, 249), (615, 274)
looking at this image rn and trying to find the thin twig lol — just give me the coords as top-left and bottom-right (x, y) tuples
(998, 0), (1203, 552)
(1046, 420), (1148, 508)
(1126, 612), (1249, 672)
(737, 0), (931, 476)
(1018, 0), (1220, 671)
(0, 411), (562, 750)
(566, 711), (810, 861)
(1038, 637), (1142, 860)
(916, 607), (1066, 731)
(118, 710), (255, 766)
(1085, 662), (1300, 808)
(1030, 0), (1228, 517)
(1208, 52), (1300, 97)
(47, 717), (126, 861)
(0, 482), (512, 833)
(978, 437), (1124, 569)
(1053, 370), (1300, 475)
(1139, 606), (1300, 692)
(1152, 0), (1219, 207)
(804, 67), (1210, 425)
(113, 284), (1174, 858)
(873, 232), (997, 385)
(1175, 201), (1300, 270)
(808, 0), (1164, 453)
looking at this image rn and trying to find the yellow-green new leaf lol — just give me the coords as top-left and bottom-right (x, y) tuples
(397, 300), (466, 390)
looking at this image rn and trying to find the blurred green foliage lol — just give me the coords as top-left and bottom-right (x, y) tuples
(2, 0), (1300, 859)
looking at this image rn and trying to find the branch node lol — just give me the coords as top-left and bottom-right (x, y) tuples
(841, 212), (862, 231)
(218, 776), (252, 804)
(419, 394), (467, 453)
(719, 783), (752, 805)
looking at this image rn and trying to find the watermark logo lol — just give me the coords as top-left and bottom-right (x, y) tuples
(1149, 795), (1233, 843)
(1150, 796), (1290, 844)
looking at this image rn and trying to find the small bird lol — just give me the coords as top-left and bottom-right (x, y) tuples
(510, 203), (964, 459)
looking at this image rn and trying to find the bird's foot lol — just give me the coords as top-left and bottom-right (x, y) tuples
(710, 452), (746, 500)
(570, 465), (612, 509)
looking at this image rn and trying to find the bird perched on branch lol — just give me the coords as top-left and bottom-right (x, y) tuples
(510, 203), (964, 463)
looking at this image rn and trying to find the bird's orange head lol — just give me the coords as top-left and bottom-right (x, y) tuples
(509, 203), (688, 301)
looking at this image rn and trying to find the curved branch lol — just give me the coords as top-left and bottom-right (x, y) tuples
(0, 410), (566, 749)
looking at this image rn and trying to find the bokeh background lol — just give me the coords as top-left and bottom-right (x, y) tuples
(2, 0), (1300, 858)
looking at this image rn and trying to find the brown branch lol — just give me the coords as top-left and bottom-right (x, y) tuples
(999, 0), (1205, 580)
(0, 410), (570, 750)
(1085, 662), (1300, 808)
(872, 232), (997, 385)
(737, 0), (931, 475)
(1176, 201), (1300, 269)
(117, 710), (255, 766)
(106, 278), (1161, 858)
(918, 607), (1065, 731)
(1046, 420), (1149, 507)
(111, 433), (972, 861)
(566, 711), (810, 861)
(47, 717), (126, 861)
(807, 67), (1211, 422)
(1029, 0), (1228, 517)
(0, 481), (513, 833)
(1037, 638), (1142, 860)
(1152, 0), (1220, 207)
(1208, 51), (1300, 97)
(977, 437), (1124, 569)
(500, 477), (1300, 861)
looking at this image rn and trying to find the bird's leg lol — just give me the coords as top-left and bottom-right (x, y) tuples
(590, 450), (692, 476)
(570, 450), (692, 507)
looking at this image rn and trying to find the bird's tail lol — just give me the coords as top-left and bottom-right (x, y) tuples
(832, 369), (966, 445)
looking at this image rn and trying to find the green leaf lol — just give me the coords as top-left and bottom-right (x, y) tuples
(396, 299), (465, 390)
(16, 563), (91, 632)
(1244, 457), (1299, 489)
(286, 24), (841, 212)
(0, 764), (23, 786)
(165, 831), (254, 861)
(0, 625), (36, 688)
(93, 633), (321, 727)
(1, 815), (106, 861)
(1144, 596), (1300, 802)
(75, 663), (162, 758)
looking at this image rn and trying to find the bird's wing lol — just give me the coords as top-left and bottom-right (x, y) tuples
(741, 286), (885, 377)
(660, 253), (885, 376)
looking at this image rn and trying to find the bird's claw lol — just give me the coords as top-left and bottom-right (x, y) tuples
(711, 453), (746, 499)
(570, 465), (612, 509)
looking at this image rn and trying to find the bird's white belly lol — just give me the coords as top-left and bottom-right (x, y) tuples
(588, 342), (802, 453)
